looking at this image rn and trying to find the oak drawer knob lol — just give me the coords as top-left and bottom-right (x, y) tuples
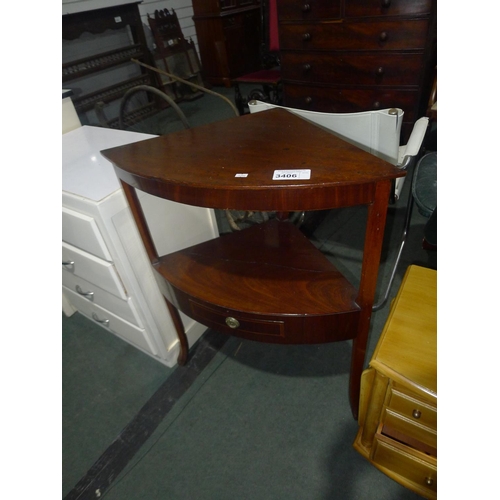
(412, 409), (422, 419)
(225, 316), (240, 329)
(302, 4), (311, 12)
(302, 33), (311, 41)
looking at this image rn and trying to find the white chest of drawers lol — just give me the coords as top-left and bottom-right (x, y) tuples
(62, 125), (219, 366)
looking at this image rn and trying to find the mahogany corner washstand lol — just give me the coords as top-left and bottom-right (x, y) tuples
(101, 108), (405, 419)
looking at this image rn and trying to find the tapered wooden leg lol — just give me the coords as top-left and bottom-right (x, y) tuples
(164, 298), (189, 366)
(350, 180), (393, 420)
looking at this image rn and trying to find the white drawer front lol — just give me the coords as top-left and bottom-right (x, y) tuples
(63, 286), (157, 355)
(62, 206), (112, 260)
(62, 270), (143, 327)
(62, 242), (127, 300)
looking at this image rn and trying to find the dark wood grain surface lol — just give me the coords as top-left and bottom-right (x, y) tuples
(102, 108), (404, 211)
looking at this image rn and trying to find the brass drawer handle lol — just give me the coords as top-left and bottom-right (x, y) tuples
(412, 409), (422, 419)
(225, 317), (240, 329)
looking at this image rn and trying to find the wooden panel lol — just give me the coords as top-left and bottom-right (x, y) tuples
(281, 51), (424, 86)
(345, 0), (432, 18)
(372, 434), (437, 499)
(279, 19), (430, 51)
(277, 0), (342, 20)
(191, 2), (261, 85)
(371, 265), (437, 398)
(283, 83), (418, 120)
(387, 386), (437, 429)
(382, 408), (437, 449)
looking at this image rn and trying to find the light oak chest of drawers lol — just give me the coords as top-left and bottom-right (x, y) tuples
(353, 265), (437, 498)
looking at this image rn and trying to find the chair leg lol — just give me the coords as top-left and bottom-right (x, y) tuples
(164, 298), (189, 366)
(234, 83), (245, 116)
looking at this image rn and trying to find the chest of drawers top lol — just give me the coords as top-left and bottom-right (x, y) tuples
(278, 0), (433, 22)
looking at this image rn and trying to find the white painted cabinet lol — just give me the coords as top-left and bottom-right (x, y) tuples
(62, 125), (219, 366)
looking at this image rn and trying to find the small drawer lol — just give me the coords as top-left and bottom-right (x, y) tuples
(62, 207), (112, 260)
(278, 0), (341, 21)
(387, 386), (437, 430)
(345, 0), (432, 18)
(63, 286), (157, 355)
(372, 433), (437, 499)
(382, 407), (437, 450)
(190, 300), (285, 338)
(62, 270), (143, 327)
(62, 242), (127, 300)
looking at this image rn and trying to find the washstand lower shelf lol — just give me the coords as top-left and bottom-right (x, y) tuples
(155, 219), (361, 344)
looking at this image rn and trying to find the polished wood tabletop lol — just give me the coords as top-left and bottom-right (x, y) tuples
(102, 108), (404, 211)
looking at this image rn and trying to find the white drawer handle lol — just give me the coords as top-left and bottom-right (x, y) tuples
(92, 313), (109, 327)
(76, 285), (94, 301)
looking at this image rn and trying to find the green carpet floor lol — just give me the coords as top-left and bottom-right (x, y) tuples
(63, 85), (436, 499)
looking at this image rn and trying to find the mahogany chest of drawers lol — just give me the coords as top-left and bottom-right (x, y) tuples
(276, 0), (436, 139)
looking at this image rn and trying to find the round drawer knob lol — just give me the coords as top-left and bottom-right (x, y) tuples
(376, 66), (384, 75)
(302, 3), (311, 12)
(225, 316), (240, 329)
(388, 108), (398, 115)
(303, 63), (311, 72)
(302, 33), (311, 41)
(304, 96), (312, 105)
(379, 31), (388, 42)
(382, 0), (391, 7)
(412, 409), (422, 419)
(425, 477), (434, 486)
(373, 101), (381, 109)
